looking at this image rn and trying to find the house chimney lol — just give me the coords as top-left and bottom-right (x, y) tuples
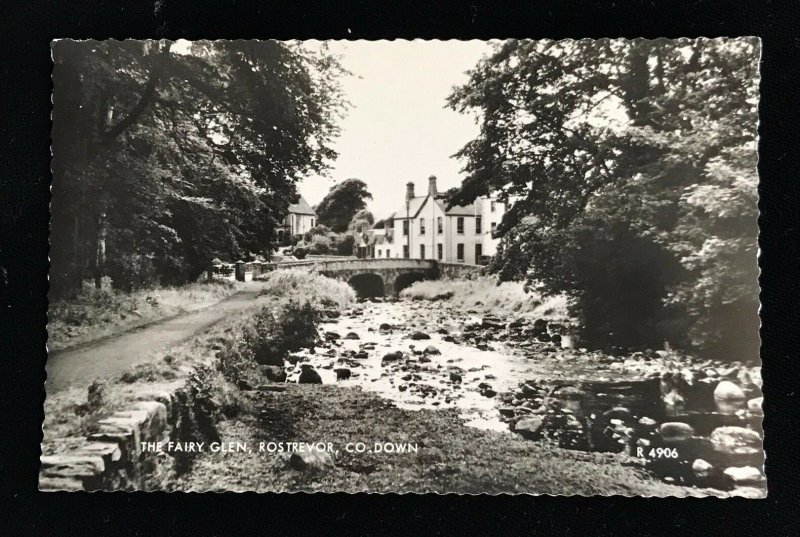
(428, 175), (438, 197)
(406, 182), (415, 202)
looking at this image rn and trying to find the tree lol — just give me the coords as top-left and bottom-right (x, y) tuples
(315, 179), (372, 232)
(448, 39), (760, 359)
(50, 40), (349, 297)
(347, 209), (374, 233)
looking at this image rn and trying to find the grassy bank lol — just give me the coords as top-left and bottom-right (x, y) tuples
(42, 271), (355, 460)
(176, 383), (723, 496)
(256, 268), (355, 309)
(48, 280), (239, 351)
(400, 276), (569, 319)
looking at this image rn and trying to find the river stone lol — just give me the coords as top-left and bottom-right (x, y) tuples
(747, 397), (764, 413)
(379, 323), (393, 333)
(410, 331), (431, 340)
(723, 466), (764, 485)
(334, 368), (352, 380)
(298, 365), (322, 384)
(710, 426), (762, 449)
(692, 458), (714, 478)
(449, 372), (462, 383)
(481, 316), (504, 329)
(714, 380), (746, 400)
(263, 366), (287, 383)
(424, 345), (441, 355)
(289, 447), (334, 472)
(659, 422), (695, 441)
(345, 332), (360, 340)
(514, 416), (545, 440)
(325, 331), (341, 341)
(382, 351), (404, 363)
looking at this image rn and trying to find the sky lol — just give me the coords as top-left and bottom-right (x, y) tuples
(298, 40), (497, 220)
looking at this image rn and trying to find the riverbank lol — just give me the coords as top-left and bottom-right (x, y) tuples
(48, 279), (240, 352)
(175, 383), (724, 496)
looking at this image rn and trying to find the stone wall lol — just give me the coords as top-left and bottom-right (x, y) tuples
(39, 382), (202, 491)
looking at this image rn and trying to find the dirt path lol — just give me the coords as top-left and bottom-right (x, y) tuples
(45, 285), (265, 393)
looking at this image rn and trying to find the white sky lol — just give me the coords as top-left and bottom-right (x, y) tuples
(298, 40), (497, 219)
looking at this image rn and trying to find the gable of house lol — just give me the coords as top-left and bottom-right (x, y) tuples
(287, 195), (316, 216)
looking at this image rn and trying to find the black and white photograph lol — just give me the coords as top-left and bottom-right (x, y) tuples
(41, 38), (763, 496)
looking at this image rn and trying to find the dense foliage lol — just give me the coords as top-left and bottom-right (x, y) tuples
(448, 38), (760, 360)
(51, 40), (348, 297)
(314, 178), (372, 232)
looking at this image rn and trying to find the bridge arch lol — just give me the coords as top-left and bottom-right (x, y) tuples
(347, 273), (385, 298)
(393, 272), (431, 294)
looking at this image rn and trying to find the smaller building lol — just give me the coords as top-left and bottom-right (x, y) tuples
(277, 195), (317, 243)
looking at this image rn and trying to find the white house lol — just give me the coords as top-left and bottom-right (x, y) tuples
(277, 195), (317, 243)
(366, 176), (505, 264)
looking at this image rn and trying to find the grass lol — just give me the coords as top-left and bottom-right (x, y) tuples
(48, 279), (238, 352)
(175, 383), (726, 496)
(400, 276), (569, 319)
(256, 268), (356, 310)
(42, 271), (354, 458)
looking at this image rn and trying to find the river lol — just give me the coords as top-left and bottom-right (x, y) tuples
(282, 297), (765, 493)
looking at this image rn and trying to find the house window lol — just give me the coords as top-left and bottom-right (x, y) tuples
(420, 218), (426, 235)
(420, 244), (425, 258)
(457, 217), (464, 234)
(403, 220), (409, 236)
(476, 216), (482, 234)
(378, 249), (382, 257)
(403, 245), (409, 258)
(490, 222), (497, 236)
(311, 218), (315, 227)
(437, 244), (443, 260)
(437, 217), (443, 234)
(457, 243), (464, 261)
(490, 201), (496, 212)
(475, 243), (482, 261)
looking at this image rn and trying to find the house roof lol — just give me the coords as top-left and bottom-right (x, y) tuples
(443, 202), (477, 216)
(390, 195), (478, 219)
(287, 195), (316, 216)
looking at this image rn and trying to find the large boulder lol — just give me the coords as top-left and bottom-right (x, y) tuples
(714, 380), (746, 400)
(298, 365), (322, 384)
(410, 331), (431, 340)
(723, 466), (765, 486)
(423, 345), (441, 355)
(334, 368), (352, 381)
(659, 422), (695, 442)
(710, 426), (762, 449)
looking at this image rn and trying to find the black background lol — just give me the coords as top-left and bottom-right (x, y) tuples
(1, 1), (798, 535)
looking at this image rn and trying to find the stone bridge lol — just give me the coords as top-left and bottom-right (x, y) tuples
(269, 258), (482, 297)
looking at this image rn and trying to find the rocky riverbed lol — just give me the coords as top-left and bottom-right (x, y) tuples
(279, 297), (765, 496)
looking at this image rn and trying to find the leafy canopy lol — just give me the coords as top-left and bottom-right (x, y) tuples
(448, 38), (759, 359)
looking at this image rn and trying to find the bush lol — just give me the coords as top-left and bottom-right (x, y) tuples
(307, 235), (334, 254)
(293, 247), (308, 259)
(336, 234), (356, 256)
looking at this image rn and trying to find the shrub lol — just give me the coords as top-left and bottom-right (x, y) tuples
(293, 247), (308, 259)
(307, 234), (334, 254)
(400, 276), (568, 319)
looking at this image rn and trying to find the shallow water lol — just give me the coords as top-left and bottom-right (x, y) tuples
(287, 300), (667, 432)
